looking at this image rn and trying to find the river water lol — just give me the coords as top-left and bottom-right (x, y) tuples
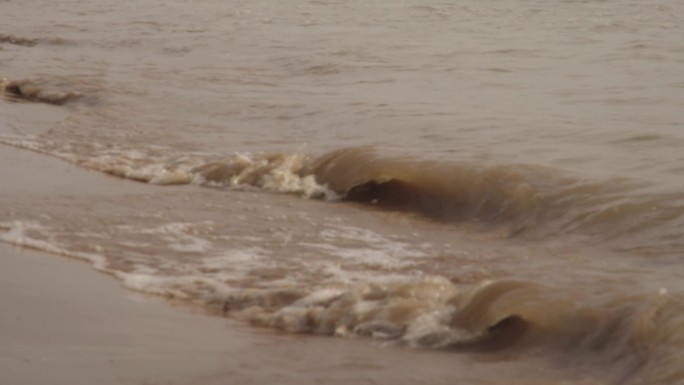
(2, 0), (684, 383)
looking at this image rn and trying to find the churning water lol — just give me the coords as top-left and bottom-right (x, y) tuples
(2, 0), (684, 383)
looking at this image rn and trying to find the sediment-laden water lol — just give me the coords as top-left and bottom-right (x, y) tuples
(2, 0), (683, 383)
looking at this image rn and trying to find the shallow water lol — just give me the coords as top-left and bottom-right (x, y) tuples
(2, 0), (684, 383)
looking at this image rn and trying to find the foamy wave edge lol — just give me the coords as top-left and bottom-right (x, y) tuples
(2, 219), (681, 385)
(0, 135), (338, 199)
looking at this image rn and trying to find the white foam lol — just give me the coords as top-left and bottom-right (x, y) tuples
(289, 288), (345, 307)
(115, 271), (231, 300)
(139, 221), (215, 253)
(0, 220), (108, 270)
(148, 168), (195, 185)
(0, 134), (339, 199)
(299, 225), (426, 271)
(320, 226), (427, 258)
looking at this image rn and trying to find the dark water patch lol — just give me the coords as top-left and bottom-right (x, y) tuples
(481, 48), (545, 56)
(482, 67), (512, 73)
(611, 133), (663, 143)
(1, 78), (97, 106)
(408, 5), (440, 12)
(161, 45), (192, 56)
(282, 60), (344, 77)
(0, 34), (38, 47)
(2, 78), (81, 106)
(0, 34), (70, 47)
(304, 63), (341, 75)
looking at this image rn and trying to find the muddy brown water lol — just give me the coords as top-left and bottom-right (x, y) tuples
(2, 0), (684, 383)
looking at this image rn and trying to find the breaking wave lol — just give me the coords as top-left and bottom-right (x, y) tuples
(218, 278), (683, 385)
(306, 147), (684, 254)
(0, 141), (683, 384)
(1, 136), (682, 255)
(2, 218), (681, 384)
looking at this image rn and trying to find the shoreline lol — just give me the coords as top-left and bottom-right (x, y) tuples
(0, 145), (555, 385)
(0, 241), (251, 385)
(0, 241), (496, 385)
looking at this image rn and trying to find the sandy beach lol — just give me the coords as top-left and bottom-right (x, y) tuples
(1, 241), (253, 385)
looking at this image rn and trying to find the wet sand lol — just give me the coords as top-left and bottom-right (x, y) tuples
(1, 242), (253, 385)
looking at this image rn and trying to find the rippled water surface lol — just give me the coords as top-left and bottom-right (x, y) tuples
(2, 0), (684, 383)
